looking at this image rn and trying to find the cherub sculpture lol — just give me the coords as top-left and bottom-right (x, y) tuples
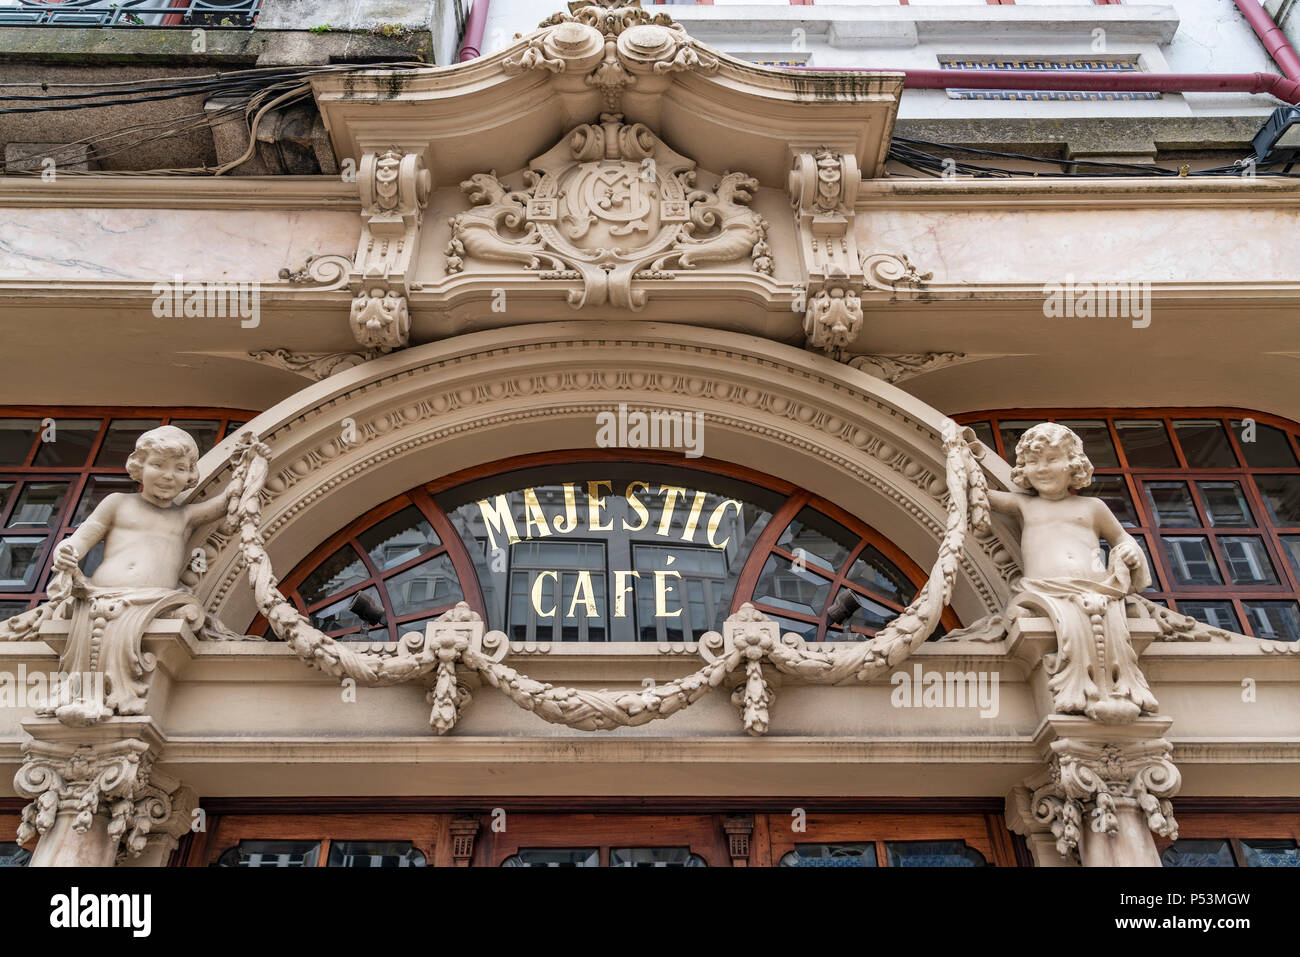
(1, 425), (235, 725)
(987, 423), (1159, 724)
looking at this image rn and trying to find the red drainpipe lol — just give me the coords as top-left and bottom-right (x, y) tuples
(458, 0), (490, 62)
(789, 66), (1300, 105)
(1232, 0), (1300, 80)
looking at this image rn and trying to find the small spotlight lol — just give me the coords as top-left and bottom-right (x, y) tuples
(826, 588), (860, 627)
(1251, 105), (1300, 164)
(349, 592), (386, 626)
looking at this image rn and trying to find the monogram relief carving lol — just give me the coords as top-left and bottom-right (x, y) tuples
(445, 113), (771, 310)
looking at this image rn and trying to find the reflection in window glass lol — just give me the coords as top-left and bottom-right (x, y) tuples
(0, 419), (40, 467)
(1198, 481), (1254, 527)
(508, 540), (607, 642)
(310, 586), (384, 634)
(1254, 476), (1300, 526)
(846, 545), (917, 606)
(0, 600), (28, 619)
(965, 421), (996, 451)
(501, 848), (598, 867)
(215, 840), (321, 867)
(1241, 839), (1300, 866)
(778, 508), (856, 576)
(884, 841), (987, 867)
(1058, 419), (1119, 468)
(300, 546), (368, 607)
(168, 419), (224, 458)
(1241, 601), (1300, 641)
(386, 553), (462, 617)
(1079, 476), (1137, 527)
(1144, 482), (1198, 527)
(1282, 536), (1300, 581)
(780, 843), (876, 867)
(31, 419), (100, 468)
(8, 482), (69, 528)
(1162, 839), (1235, 867)
(1218, 536), (1278, 586)
(1116, 420), (1178, 468)
(609, 847), (706, 867)
(94, 419), (162, 468)
(0, 537), (46, 590)
(997, 420), (1038, 464)
(1162, 537), (1223, 586)
(1100, 535), (1160, 591)
(634, 543), (726, 642)
(327, 841), (426, 867)
(1176, 600), (1240, 633)
(358, 506), (439, 571)
(754, 554), (830, 618)
(1231, 420), (1297, 467)
(1173, 420), (1238, 468)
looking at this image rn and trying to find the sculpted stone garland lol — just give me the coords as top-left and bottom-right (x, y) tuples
(227, 420), (989, 736)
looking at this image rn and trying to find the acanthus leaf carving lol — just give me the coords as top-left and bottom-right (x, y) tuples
(248, 348), (382, 382)
(445, 114), (770, 311)
(848, 352), (970, 385)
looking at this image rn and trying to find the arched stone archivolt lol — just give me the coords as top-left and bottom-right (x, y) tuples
(189, 321), (1019, 633)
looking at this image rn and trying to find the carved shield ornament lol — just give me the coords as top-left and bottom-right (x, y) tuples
(445, 113), (772, 309)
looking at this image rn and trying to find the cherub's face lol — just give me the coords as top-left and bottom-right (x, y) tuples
(140, 452), (195, 505)
(1021, 445), (1073, 497)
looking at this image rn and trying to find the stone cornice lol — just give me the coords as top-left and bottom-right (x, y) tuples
(0, 176), (359, 210)
(857, 178), (1300, 211)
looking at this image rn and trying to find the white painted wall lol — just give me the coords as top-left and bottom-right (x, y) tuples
(475, 0), (1289, 119)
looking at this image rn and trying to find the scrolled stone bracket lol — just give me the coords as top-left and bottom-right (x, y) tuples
(789, 149), (862, 359)
(228, 420), (988, 736)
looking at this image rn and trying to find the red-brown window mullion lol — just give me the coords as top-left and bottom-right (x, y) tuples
(410, 486), (487, 618)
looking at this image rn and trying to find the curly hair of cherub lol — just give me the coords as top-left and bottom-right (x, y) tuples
(1011, 422), (1093, 491)
(126, 425), (200, 489)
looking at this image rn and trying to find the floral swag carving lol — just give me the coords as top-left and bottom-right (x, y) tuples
(226, 421), (989, 736)
(445, 113), (771, 310)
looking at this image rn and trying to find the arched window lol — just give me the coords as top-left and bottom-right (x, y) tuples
(957, 409), (1300, 641)
(256, 452), (960, 643)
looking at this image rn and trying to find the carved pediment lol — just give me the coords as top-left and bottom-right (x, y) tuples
(445, 113), (771, 310)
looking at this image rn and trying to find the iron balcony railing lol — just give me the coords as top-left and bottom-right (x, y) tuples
(0, 0), (260, 27)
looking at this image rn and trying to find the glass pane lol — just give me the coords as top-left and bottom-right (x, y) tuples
(358, 506), (440, 571)
(780, 843), (876, 867)
(1161, 839), (1235, 867)
(30, 419), (101, 468)
(1231, 419), (1298, 467)
(0, 600), (30, 619)
(0, 536), (47, 589)
(0, 483), (11, 517)
(609, 847), (706, 867)
(777, 508), (856, 576)
(1218, 536), (1278, 585)
(310, 586), (383, 633)
(828, 588), (894, 632)
(501, 848), (598, 867)
(1058, 419), (1119, 468)
(845, 545), (916, 606)
(73, 475), (136, 525)
(1241, 839), (1300, 867)
(997, 420), (1038, 464)
(1175, 600), (1241, 633)
(1254, 476), (1300, 526)
(1077, 475), (1138, 527)
(168, 419), (224, 457)
(1116, 420), (1178, 468)
(385, 553), (463, 617)
(1282, 536), (1300, 581)
(634, 543), (727, 642)
(215, 840), (321, 868)
(327, 841), (426, 867)
(1198, 481), (1254, 527)
(225, 421), (248, 438)
(1242, 601), (1300, 641)
(884, 840), (987, 867)
(0, 842), (30, 867)
(754, 555), (830, 618)
(94, 419), (163, 468)
(1173, 419), (1238, 468)
(1144, 482), (1199, 528)
(300, 545), (369, 606)
(965, 421), (996, 451)
(769, 614), (820, 642)
(0, 419), (39, 467)
(1162, 536), (1223, 586)
(8, 482), (69, 528)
